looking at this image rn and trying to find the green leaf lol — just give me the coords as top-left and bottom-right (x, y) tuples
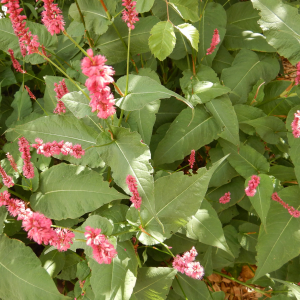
(136, 0), (155, 13)
(272, 278), (300, 300)
(0, 19), (57, 64)
(176, 23), (199, 51)
(95, 17), (159, 64)
(245, 174), (273, 229)
(219, 138), (270, 178)
(238, 222), (259, 252)
(22, 166), (39, 192)
(268, 165), (296, 182)
(149, 21), (176, 61)
(254, 186), (300, 281)
(96, 127), (160, 231)
(197, 2), (227, 67)
(173, 274), (211, 300)
(241, 116), (286, 144)
(251, 0), (300, 65)
(0, 234), (70, 300)
(6, 85), (32, 127)
(56, 251), (82, 281)
(6, 115), (103, 168)
(30, 163), (126, 220)
(61, 90), (93, 119)
(221, 49), (279, 104)
(139, 157), (226, 244)
(0, 206), (7, 235)
(69, 0), (116, 35)
(169, 0), (199, 22)
(212, 45), (234, 75)
(127, 100), (160, 145)
(186, 199), (233, 256)
(90, 241), (138, 300)
(115, 75), (192, 111)
(154, 106), (221, 166)
(206, 95), (239, 146)
(40, 247), (65, 278)
(132, 267), (177, 300)
(0, 66), (16, 87)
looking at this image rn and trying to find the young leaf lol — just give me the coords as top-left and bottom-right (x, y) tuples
(154, 106), (221, 166)
(254, 186), (300, 281)
(89, 241), (138, 300)
(176, 23), (199, 51)
(169, 0), (199, 22)
(131, 267), (177, 300)
(252, 0), (300, 65)
(186, 199), (234, 257)
(149, 21), (176, 61)
(30, 163), (127, 220)
(0, 234), (70, 300)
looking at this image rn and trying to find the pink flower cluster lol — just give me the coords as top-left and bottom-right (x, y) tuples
(291, 110), (300, 138)
(0, 191), (75, 251)
(206, 29), (220, 55)
(18, 137), (34, 179)
(172, 247), (205, 280)
(0, 165), (14, 188)
(122, 0), (139, 30)
(245, 175), (260, 197)
(295, 62), (300, 85)
(272, 192), (300, 218)
(84, 226), (117, 264)
(53, 79), (68, 114)
(81, 49), (116, 119)
(2, 0), (40, 56)
(126, 175), (142, 209)
(38, 0), (65, 35)
(219, 192), (231, 204)
(8, 49), (26, 73)
(188, 150), (195, 169)
(32, 138), (85, 159)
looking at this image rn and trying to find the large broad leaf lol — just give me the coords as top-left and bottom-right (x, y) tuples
(219, 138), (270, 178)
(96, 127), (161, 231)
(221, 49), (279, 104)
(6, 85), (32, 127)
(6, 115), (103, 168)
(69, 0), (116, 35)
(173, 274), (211, 300)
(186, 199), (233, 257)
(139, 157), (226, 244)
(176, 23), (199, 51)
(149, 21), (176, 61)
(169, 0), (199, 22)
(245, 174), (273, 229)
(90, 241), (138, 300)
(115, 75), (192, 111)
(254, 186), (300, 281)
(154, 106), (221, 166)
(95, 17), (159, 64)
(132, 267), (177, 300)
(136, 0), (155, 13)
(197, 2), (227, 67)
(0, 234), (70, 300)
(272, 279), (300, 300)
(30, 164), (126, 220)
(127, 100), (160, 146)
(212, 45), (234, 75)
(251, 0), (300, 65)
(206, 95), (239, 146)
(0, 19), (57, 64)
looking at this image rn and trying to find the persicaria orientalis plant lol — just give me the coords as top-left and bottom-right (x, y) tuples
(1, 0), (300, 299)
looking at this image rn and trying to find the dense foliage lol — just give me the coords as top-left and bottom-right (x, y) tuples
(1, 0), (300, 299)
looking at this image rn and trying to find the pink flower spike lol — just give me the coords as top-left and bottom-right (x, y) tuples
(295, 62), (300, 85)
(0, 165), (14, 188)
(0, 191), (11, 207)
(54, 79), (69, 100)
(18, 137), (34, 179)
(50, 228), (75, 252)
(126, 175), (142, 210)
(122, 0), (139, 30)
(291, 110), (300, 138)
(219, 192), (231, 204)
(184, 261), (205, 280)
(245, 175), (260, 197)
(206, 29), (220, 55)
(39, 0), (65, 35)
(8, 49), (26, 73)
(271, 192), (300, 218)
(53, 100), (66, 115)
(188, 150), (195, 169)
(25, 85), (36, 100)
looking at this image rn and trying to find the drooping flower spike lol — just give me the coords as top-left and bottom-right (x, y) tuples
(126, 175), (142, 209)
(6, 153), (18, 172)
(53, 79), (68, 114)
(272, 192), (300, 218)
(25, 85), (36, 100)
(0, 165), (14, 188)
(206, 29), (220, 55)
(8, 49), (26, 73)
(18, 137), (35, 179)
(245, 175), (260, 197)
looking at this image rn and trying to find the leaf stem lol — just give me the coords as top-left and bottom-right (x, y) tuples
(84, 140), (115, 151)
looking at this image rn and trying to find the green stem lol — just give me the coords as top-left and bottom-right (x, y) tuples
(84, 140), (115, 151)
(24, 72), (45, 82)
(175, 276), (188, 300)
(7, 189), (28, 201)
(104, 119), (115, 139)
(173, 164), (190, 173)
(88, 116), (104, 132)
(213, 271), (271, 296)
